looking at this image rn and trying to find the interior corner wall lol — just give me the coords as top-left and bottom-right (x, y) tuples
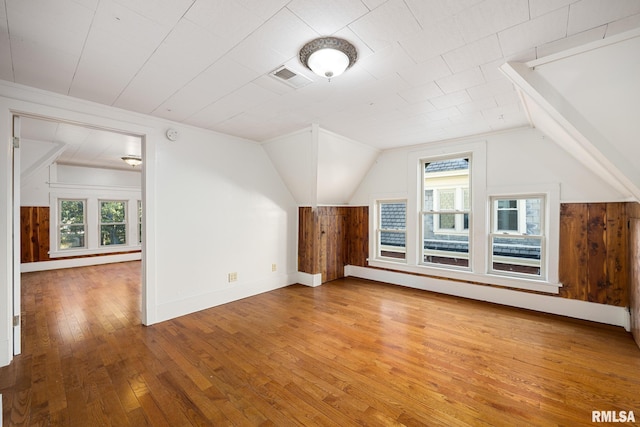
(0, 82), (299, 367)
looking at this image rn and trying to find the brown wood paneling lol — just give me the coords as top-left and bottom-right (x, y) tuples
(558, 204), (588, 300)
(346, 206), (368, 267)
(630, 217), (640, 349)
(605, 203), (628, 306)
(300, 203), (632, 307)
(297, 207), (316, 274)
(587, 203), (608, 303)
(20, 205), (138, 264)
(558, 202), (630, 307)
(629, 203), (640, 349)
(298, 206), (369, 283)
(20, 206), (50, 263)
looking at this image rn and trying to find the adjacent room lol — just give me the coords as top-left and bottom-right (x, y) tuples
(1, 0), (639, 425)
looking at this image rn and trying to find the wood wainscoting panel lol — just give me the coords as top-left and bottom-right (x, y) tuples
(559, 204), (589, 301)
(298, 206), (369, 283)
(20, 206), (50, 263)
(559, 202), (629, 307)
(604, 202), (628, 306)
(629, 203), (640, 349)
(298, 207), (317, 275)
(346, 206), (368, 268)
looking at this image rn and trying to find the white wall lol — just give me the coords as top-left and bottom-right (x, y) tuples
(0, 81), (298, 367)
(153, 125), (298, 321)
(351, 127), (628, 205)
(262, 125), (380, 206)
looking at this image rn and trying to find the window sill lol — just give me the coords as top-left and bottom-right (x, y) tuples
(367, 259), (561, 294)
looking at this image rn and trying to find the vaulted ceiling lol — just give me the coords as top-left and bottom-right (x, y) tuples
(2, 0), (640, 151)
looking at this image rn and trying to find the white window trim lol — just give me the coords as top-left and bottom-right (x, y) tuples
(374, 199), (407, 263)
(487, 185), (560, 286)
(494, 199), (527, 234)
(50, 189), (142, 258)
(99, 199), (128, 247)
(367, 140), (561, 294)
(58, 198), (87, 250)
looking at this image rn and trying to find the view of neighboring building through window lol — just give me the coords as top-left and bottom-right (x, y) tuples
(59, 199), (86, 249)
(490, 196), (544, 277)
(377, 200), (406, 260)
(100, 200), (127, 246)
(422, 157), (470, 268)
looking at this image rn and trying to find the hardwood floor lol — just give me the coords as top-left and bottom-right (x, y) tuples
(2, 262), (640, 426)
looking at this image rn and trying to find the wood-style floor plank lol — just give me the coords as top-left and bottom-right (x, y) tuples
(2, 261), (640, 426)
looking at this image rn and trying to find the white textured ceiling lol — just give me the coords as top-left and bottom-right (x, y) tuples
(2, 0), (640, 151)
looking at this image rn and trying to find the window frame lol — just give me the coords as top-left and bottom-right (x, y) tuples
(99, 199), (128, 247)
(489, 194), (546, 280)
(58, 198), (87, 251)
(421, 156), (472, 270)
(367, 140), (561, 294)
(375, 199), (407, 263)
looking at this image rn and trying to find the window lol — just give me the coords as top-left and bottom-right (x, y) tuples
(422, 157), (470, 268)
(100, 200), (127, 246)
(377, 200), (406, 261)
(59, 199), (86, 249)
(490, 196), (544, 278)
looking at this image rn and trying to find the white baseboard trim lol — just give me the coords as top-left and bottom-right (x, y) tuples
(21, 252), (142, 273)
(0, 338), (9, 368)
(345, 265), (631, 331)
(155, 272), (294, 324)
(296, 271), (323, 287)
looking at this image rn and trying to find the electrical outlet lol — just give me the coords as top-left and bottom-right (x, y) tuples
(271, 263), (277, 272)
(228, 272), (237, 282)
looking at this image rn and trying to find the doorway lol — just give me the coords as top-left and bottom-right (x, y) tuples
(12, 113), (146, 356)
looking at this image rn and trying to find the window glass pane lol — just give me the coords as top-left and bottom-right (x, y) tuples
(423, 213), (469, 267)
(424, 190), (434, 211)
(438, 189), (455, 210)
(101, 201), (125, 222)
(100, 200), (127, 246)
(379, 201), (406, 260)
(59, 200), (85, 250)
(497, 209), (518, 231)
(438, 213), (456, 230)
(60, 200), (84, 224)
(101, 224), (127, 245)
(524, 198), (543, 235)
(60, 225), (85, 249)
(491, 235), (541, 276)
(380, 202), (405, 229)
(423, 157), (470, 268)
(498, 200), (517, 209)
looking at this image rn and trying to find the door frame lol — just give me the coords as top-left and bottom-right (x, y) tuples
(6, 108), (152, 363)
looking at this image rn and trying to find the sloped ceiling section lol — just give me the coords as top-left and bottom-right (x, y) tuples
(262, 125), (379, 206)
(501, 29), (640, 201)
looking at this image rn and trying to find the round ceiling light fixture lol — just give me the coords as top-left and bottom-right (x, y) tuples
(121, 155), (142, 167)
(299, 37), (357, 80)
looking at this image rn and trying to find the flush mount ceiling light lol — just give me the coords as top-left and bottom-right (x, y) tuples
(121, 155), (142, 167)
(299, 37), (357, 79)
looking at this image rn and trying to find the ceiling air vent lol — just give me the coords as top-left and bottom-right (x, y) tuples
(270, 66), (312, 89)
